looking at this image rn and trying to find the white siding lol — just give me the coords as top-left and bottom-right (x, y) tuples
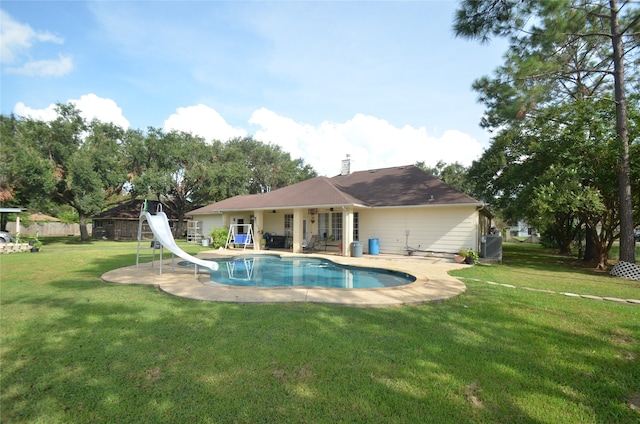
(263, 213), (285, 235)
(196, 212), (299, 239)
(196, 214), (224, 239)
(358, 206), (479, 255)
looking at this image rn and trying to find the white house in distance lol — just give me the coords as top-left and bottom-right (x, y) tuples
(188, 162), (490, 256)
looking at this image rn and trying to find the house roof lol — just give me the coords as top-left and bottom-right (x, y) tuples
(189, 165), (481, 215)
(330, 165), (478, 207)
(29, 212), (60, 222)
(189, 176), (365, 214)
(93, 199), (182, 220)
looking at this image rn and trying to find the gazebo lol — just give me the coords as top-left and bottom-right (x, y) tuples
(0, 207), (25, 237)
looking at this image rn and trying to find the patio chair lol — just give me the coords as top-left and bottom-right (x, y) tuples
(303, 235), (320, 253)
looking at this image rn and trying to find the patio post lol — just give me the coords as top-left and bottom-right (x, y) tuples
(292, 208), (304, 253)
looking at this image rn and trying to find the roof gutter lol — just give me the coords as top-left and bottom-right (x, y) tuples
(190, 202), (482, 214)
(190, 203), (370, 213)
(373, 202), (484, 209)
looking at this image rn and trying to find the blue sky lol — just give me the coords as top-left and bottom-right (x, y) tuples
(1, 1), (508, 176)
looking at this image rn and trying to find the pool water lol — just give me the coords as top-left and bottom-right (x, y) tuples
(181, 255), (416, 288)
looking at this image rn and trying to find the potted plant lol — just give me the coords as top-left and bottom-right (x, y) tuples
(455, 248), (478, 265)
(29, 237), (42, 252)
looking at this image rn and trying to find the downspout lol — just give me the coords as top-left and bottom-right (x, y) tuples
(476, 203), (487, 253)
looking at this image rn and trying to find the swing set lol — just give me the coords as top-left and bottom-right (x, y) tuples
(224, 223), (255, 250)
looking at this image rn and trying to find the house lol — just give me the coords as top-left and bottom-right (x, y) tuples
(92, 199), (184, 240)
(188, 163), (491, 256)
(507, 220), (538, 238)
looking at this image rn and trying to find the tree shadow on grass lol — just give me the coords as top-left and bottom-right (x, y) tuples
(502, 243), (591, 272)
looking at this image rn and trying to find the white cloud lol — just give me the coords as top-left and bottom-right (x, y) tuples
(13, 102), (58, 122)
(14, 94), (130, 129)
(0, 9), (70, 76)
(250, 109), (484, 177)
(163, 104), (247, 142)
(36, 32), (64, 44)
(1, 10), (37, 63)
(70, 94), (130, 128)
(13, 96), (482, 178)
(5, 54), (73, 77)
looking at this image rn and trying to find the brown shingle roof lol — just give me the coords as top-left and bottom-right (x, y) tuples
(93, 199), (181, 220)
(189, 165), (480, 214)
(28, 213), (60, 222)
(330, 165), (479, 206)
(189, 177), (365, 214)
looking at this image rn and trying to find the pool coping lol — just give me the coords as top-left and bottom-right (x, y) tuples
(101, 249), (468, 307)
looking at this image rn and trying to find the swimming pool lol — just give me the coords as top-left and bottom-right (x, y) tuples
(182, 255), (416, 288)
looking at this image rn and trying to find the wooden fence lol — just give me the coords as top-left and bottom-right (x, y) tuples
(6, 222), (91, 237)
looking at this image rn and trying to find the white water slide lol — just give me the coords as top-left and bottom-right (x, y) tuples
(143, 211), (219, 272)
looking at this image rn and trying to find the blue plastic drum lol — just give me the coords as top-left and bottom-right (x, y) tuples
(368, 238), (379, 255)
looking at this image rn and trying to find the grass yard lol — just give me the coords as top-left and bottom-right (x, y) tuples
(1, 239), (639, 423)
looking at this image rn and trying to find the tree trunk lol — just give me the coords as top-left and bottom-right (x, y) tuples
(556, 215), (575, 255)
(175, 212), (185, 240)
(558, 239), (573, 256)
(595, 240), (609, 271)
(584, 227), (595, 262)
(79, 213), (90, 242)
(596, 251), (609, 271)
(610, 0), (635, 263)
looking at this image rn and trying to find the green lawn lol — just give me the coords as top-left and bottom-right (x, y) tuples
(1, 239), (639, 423)
(453, 242), (640, 299)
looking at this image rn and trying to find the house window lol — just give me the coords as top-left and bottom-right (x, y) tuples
(95, 220), (104, 228)
(318, 213), (329, 240)
(353, 212), (359, 241)
(284, 214), (293, 237)
(237, 219), (245, 234)
(331, 212), (343, 241)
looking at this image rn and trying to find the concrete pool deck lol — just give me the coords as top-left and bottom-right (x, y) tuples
(101, 249), (468, 307)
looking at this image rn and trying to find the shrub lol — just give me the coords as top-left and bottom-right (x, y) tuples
(210, 227), (228, 249)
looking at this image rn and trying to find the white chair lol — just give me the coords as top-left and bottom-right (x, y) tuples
(303, 235), (320, 253)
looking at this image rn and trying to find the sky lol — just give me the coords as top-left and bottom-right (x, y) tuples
(1, 1), (508, 177)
